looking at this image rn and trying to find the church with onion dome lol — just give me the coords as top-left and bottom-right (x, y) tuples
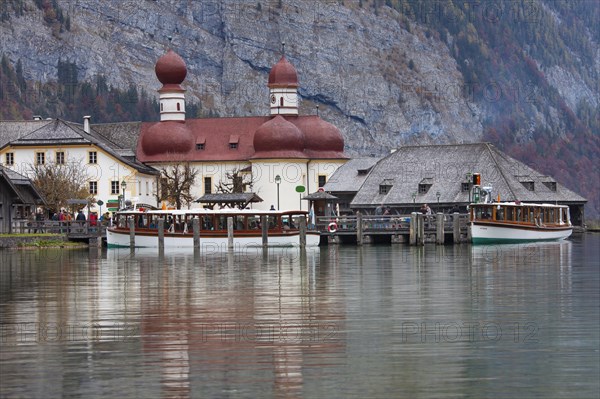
(137, 47), (348, 211)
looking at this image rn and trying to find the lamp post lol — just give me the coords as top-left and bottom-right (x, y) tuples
(466, 172), (472, 203)
(412, 192), (417, 213)
(275, 175), (281, 210)
(436, 191), (441, 212)
(121, 180), (127, 210)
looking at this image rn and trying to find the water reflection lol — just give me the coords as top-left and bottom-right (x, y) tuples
(0, 237), (598, 398)
(109, 246), (345, 398)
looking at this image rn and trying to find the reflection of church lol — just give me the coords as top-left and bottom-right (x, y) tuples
(137, 48), (348, 211)
(137, 251), (345, 397)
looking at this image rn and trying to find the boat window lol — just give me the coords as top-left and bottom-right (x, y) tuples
(495, 207), (505, 221)
(528, 208), (534, 223)
(247, 215), (262, 230)
(506, 207), (514, 222)
(201, 215), (213, 230)
(474, 206), (491, 220)
(234, 215), (246, 230)
(267, 216), (277, 230)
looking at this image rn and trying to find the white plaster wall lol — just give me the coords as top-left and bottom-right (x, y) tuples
(1, 145), (157, 212)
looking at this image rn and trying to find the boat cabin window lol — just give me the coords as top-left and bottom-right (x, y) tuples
(267, 216), (277, 230)
(506, 207), (514, 222)
(203, 215), (212, 230)
(495, 207), (505, 221)
(474, 206), (493, 220)
(281, 215), (297, 230)
(247, 215), (261, 230)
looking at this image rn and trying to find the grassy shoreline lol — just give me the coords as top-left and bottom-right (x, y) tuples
(0, 234), (89, 249)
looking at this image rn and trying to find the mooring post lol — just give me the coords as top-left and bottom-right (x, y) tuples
(227, 217), (234, 249)
(96, 222), (102, 247)
(409, 212), (417, 245)
(299, 217), (307, 248)
(261, 215), (268, 247)
(128, 217), (135, 247)
(417, 213), (425, 245)
(436, 213), (445, 245)
(193, 217), (200, 249)
(453, 212), (460, 243)
(356, 212), (363, 246)
(158, 217), (165, 251)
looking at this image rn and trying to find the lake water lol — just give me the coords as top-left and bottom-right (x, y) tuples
(1, 234), (599, 398)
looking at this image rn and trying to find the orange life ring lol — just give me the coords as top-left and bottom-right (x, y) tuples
(328, 222), (338, 233)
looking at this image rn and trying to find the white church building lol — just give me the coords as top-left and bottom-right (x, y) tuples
(137, 48), (348, 211)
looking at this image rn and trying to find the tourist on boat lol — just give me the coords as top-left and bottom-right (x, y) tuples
(270, 205), (276, 211)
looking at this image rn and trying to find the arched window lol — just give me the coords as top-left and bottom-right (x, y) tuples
(160, 103), (163, 111)
(177, 102), (181, 111)
(280, 97), (284, 107)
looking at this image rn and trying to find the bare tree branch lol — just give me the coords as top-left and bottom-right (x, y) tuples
(215, 167), (256, 194)
(159, 162), (199, 209)
(31, 158), (94, 212)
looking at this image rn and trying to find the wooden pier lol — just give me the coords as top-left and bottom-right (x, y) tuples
(10, 220), (107, 246)
(315, 213), (470, 245)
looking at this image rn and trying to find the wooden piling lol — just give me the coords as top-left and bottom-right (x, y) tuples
(409, 213), (417, 245)
(357, 212), (363, 246)
(227, 216), (234, 249)
(417, 213), (425, 246)
(299, 217), (307, 248)
(261, 215), (268, 247)
(193, 217), (200, 249)
(453, 212), (460, 243)
(128, 217), (135, 247)
(158, 218), (165, 251)
(436, 213), (445, 245)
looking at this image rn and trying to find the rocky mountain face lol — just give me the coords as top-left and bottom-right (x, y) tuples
(1, 0), (486, 153)
(1, 0), (598, 216)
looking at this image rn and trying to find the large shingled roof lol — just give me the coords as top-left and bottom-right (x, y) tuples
(2, 119), (157, 175)
(0, 120), (53, 148)
(350, 143), (586, 208)
(324, 157), (381, 193)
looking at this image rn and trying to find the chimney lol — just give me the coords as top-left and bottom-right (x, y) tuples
(33, 115), (42, 121)
(83, 115), (91, 133)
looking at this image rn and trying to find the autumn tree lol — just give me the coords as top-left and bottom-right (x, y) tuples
(159, 162), (199, 209)
(31, 158), (94, 212)
(215, 167), (256, 194)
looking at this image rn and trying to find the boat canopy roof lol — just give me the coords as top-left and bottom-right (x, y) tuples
(115, 209), (309, 216)
(470, 202), (569, 208)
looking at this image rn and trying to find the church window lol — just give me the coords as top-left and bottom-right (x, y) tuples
(318, 175), (327, 188)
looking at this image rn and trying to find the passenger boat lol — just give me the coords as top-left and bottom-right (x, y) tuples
(469, 202), (572, 244)
(106, 208), (320, 248)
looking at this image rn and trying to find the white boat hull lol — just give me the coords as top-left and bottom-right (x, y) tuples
(470, 223), (572, 244)
(106, 229), (320, 248)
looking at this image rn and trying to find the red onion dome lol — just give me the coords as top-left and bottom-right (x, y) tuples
(268, 56), (298, 88)
(155, 49), (187, 86)
(295, 116), (345, 158)
(252, 115), (306, 158)
(141, 121), (193, 155)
